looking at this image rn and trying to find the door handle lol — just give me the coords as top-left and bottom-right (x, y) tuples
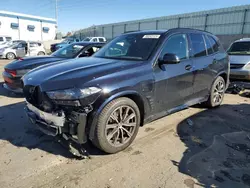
(185, 65), (192, 71)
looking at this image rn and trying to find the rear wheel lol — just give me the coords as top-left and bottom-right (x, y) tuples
(37, 51), (45, 56)
(92, 97), (141, 153)
(204, 76), (225, 108)
(6, 52), (16, 60)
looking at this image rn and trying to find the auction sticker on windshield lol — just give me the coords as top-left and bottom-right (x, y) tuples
(143, 35), (161, 39)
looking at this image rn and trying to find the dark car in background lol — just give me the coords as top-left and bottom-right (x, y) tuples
(50, 38), (80, 52)
(2, 42), (104, 93)
(22, 29), (229, 155)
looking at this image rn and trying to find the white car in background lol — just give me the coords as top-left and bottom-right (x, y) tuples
(82, 37), (106, 43)
(228, 38), (250, 81)
(0, 41), (46, 60)
(0, 36), (12, 45)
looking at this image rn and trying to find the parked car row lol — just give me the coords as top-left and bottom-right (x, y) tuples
(50, 37), (107, 52)
(1, 28), (249, 157)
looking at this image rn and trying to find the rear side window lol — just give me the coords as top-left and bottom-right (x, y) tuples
(204, 35), (213, 55)
(30, 42), (38, 47)
(92, 38), (98, 42)
(208, 36), (219, 52)
(160, 34), (188, 60)
(190, 33), (206, 57)
(0, 37), (3, 42)
(99, 38), (105, 42)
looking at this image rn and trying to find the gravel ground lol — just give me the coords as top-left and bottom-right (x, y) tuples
(0, 59), (250, 188)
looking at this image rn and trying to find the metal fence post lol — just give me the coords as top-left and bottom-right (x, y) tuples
(138, 22), (141, 31)
(241, 9), (248, 34)
(178, 17), (181, 28)
(204, 14), (208, 31)
(102, 27), (104, 37)
(156, 20), (159, 30)
(112, 25), (114, 38)
(124, 24), (127, 33)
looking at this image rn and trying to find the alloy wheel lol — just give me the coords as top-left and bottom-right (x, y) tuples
(105, 105), (137, 147)
(213, 80), (224, 104)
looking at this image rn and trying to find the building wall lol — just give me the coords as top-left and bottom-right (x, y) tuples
(0, 11), (56, 41)
(74, 5), (250, 41)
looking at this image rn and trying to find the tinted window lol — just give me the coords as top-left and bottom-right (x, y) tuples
(92, 38), (98, 42)
(208, 36), (219, 52)
(160, 34), (188, 60)
(228, 42), (250, 55)
(52, 43), (84, 58)
(190, 33), (206, 57)
(94, 33), (161, 60)
(204, 35), (213, 55)
(99, 38), (104, 42)
(6, 37), (12, 41)
(0, 37), (3, 41)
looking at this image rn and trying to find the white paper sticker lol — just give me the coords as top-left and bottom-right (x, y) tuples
(143, 35), (161, 39)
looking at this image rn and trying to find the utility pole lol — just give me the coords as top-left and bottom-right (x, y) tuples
(55, 0), (58, 27)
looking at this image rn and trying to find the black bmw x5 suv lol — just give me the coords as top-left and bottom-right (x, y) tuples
(22, 28), (229, 154)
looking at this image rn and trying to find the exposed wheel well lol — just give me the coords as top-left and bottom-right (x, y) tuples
(122, 94), (145, 126)
(219, 73), (228, 85)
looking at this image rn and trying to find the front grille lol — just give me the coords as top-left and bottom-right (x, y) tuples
(23, 85), (54, 112)
(230, 64), (245, 69)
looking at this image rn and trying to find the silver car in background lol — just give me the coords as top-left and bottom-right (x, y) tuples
(0, 41), (46, 60)
(228, 38), (250, 81)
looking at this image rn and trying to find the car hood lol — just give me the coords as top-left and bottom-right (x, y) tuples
(229, 55), (250, 64)
(22, 57), (145, 92)
(5, 56), (68, 70)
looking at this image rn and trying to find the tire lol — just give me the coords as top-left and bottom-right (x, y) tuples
(92, 97), (141, 153)
(204, 76), (225, 108)
(37, 51), (45, 56)
(6, 52), (16, 60)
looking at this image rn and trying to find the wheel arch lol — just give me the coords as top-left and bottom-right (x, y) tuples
(88, 91), (147, 141)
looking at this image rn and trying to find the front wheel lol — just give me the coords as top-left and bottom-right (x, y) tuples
(92, 97), (141, 153)
(204, 76), (225, 108)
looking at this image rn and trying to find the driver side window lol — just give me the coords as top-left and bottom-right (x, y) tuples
(159, 34), (188, 61)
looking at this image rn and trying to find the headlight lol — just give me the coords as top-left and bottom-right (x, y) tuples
(46, 87), (102, 100)
(16, 69), (31, 76)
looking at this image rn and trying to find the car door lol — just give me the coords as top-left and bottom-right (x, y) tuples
(189, 33), (215, 99)
(29, 42), (38, 56)
(16, 42), (27, 57)
(154, 33), (194, 112)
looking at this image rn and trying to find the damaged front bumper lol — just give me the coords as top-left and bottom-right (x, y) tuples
(25, 102), (88, 144)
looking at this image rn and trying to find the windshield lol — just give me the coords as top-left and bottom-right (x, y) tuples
(228, 42), (250, 55)
(52, 43), (84, 58)
(83, 37), (91, 42)
(93, 33), (161, 60)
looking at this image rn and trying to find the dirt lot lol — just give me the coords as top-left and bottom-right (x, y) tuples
(0, 59), (250, 188)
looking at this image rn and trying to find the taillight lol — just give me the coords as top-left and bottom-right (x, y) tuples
(5, 68), (17, 77)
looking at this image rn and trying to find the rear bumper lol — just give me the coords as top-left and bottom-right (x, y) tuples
(230, 69), (250, 81)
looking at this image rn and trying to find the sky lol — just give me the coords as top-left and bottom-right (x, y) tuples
(0, 0), (249, 33)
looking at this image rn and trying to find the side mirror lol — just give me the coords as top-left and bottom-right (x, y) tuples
(159, 53), (180, 65)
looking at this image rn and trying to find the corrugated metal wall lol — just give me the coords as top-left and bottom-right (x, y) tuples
(74, 5), (250, 40)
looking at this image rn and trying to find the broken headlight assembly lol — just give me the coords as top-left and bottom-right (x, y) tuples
(46, 87), (102, 107)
